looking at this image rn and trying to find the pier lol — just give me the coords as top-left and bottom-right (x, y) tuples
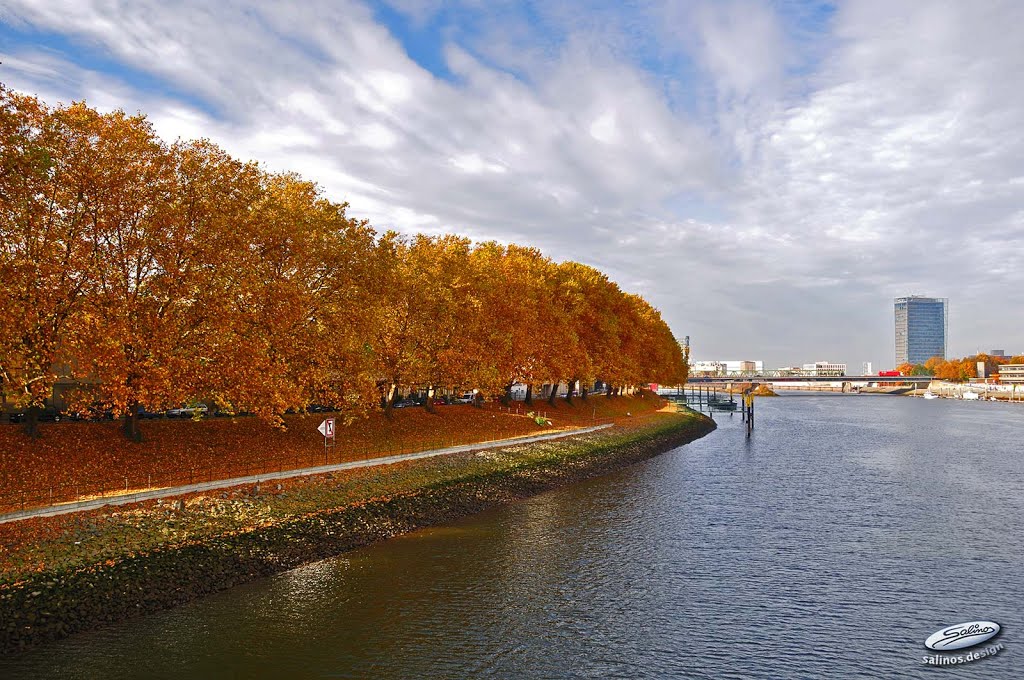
(661, 385), (755, 436)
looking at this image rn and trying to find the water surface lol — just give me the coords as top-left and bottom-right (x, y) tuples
(3, 395), (1022, 678)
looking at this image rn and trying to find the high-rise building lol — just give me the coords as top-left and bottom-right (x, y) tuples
(894, 296), (948, 365)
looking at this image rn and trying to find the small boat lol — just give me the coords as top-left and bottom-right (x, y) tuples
(707, 395), (738, 411)
(922, 391), (938, 400)
(962, 391), (980, 400)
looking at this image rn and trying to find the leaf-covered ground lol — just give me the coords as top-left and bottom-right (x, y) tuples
(0, 395), (661, 513)
(0, 398), (688, 587)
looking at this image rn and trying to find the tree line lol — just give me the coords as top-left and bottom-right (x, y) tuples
(0, 85), (688, 439)
(897, 354), (1024, 382)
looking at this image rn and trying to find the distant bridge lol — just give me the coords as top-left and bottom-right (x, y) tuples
(681, 375), (935, 385)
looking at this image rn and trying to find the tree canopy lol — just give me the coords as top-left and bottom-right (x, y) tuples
(0, 85), (688, 436)
(898, 353), (1021, 383)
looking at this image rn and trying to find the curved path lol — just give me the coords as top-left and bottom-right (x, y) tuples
(0, 423), (613, 525)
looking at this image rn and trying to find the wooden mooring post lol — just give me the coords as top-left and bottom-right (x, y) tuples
(745, 392), (754, 437)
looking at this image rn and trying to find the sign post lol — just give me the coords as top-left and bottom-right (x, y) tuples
(318, 417), (336, 463)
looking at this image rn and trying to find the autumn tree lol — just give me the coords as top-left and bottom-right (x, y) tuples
(372, 234), (481, 414)
(207, 172), (381, 425)
(471, 242), (561, 403)
(2, 87), (693, 441)
(0, 89), (103, 435)
(621, 293), (686, 387)
(559, 262), (624, 402)
(923, 356), (946, 376)
(404, 234), (478, 411)
(471, 243), (556, 405)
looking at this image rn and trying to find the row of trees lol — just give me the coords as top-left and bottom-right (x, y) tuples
(0, 85), (688, 439)
(897, 354), (1024, 382)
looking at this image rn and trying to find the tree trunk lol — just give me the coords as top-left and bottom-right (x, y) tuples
(524, 383), (533, 406)
(425, 385), (436, 413)
(501, 381), (514, 406)
(23, 404), (41, 439)
(580, 381), (588, 401)
(123, 402), (142, 443)
(565, 377), (578, 405)
(548, 380), (559, 406)
(606, 383), (613, 398)
(383, 382), (398, 419)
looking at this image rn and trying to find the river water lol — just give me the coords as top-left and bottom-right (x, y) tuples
(4, 395), (1023, 678)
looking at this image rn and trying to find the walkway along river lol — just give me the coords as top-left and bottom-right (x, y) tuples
(2, 394), (1022, 678)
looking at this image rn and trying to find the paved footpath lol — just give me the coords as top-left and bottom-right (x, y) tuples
(0, 423), (613, 525)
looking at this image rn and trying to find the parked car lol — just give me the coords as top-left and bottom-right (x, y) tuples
(7, 406), (62, 423)
(136, 405), (165, 419)
(68, 408), (116, 421)
(167, 404), (209, 418)
(454, 392), (475, 404)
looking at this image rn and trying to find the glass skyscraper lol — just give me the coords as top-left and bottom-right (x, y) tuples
(894, 296), (948, 365)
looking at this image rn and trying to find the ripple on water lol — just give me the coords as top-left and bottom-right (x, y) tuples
(1, 396), (1022, 679)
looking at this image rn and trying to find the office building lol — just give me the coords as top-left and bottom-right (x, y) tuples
(691, 361), (726, 376)
(690, 360), (764, 376)
(894, 296), (947, 365)
(801, 362), (847, 377)
(998, 364), (1024, 384)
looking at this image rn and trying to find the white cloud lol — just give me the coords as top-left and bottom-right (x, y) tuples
(2, 0), (1023, 367)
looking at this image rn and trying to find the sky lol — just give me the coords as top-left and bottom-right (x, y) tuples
(2, 0), (1022, 370)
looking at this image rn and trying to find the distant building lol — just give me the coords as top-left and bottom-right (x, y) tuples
(724, 360), (758, 373)
(690, 360), (763, 376)
(691, 361), (726, 376)
(801, 361), (847, 377)
(862, 362), (872, 375)
(895, 296), (947, 365)
(990, 350), (1005, 357)
(998, 364), (1024, 384)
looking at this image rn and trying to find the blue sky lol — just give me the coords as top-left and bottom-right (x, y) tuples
(2, 0), (1023, 368)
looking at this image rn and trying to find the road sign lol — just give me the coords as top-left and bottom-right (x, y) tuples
(318, 417), (335, 438)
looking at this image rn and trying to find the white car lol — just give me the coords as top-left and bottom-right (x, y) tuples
(167, 404), (209, 418)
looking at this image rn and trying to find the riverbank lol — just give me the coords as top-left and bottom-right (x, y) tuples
(0, 407), (714, 654)
(1, 399), (630, 514)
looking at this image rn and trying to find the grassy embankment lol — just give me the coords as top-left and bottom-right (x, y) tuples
(0, 397), (630, 513)
(0, 395), (715, 653)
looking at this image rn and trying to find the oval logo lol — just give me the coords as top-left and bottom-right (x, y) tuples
(924, 621), (1000, 651)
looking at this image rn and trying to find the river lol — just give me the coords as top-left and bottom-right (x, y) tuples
(3, 395), (1022, 678)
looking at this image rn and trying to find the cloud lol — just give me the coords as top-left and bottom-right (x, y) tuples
(2, 0), (1023, 367)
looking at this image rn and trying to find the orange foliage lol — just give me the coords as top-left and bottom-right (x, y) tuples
(1, 86), (686, 438)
